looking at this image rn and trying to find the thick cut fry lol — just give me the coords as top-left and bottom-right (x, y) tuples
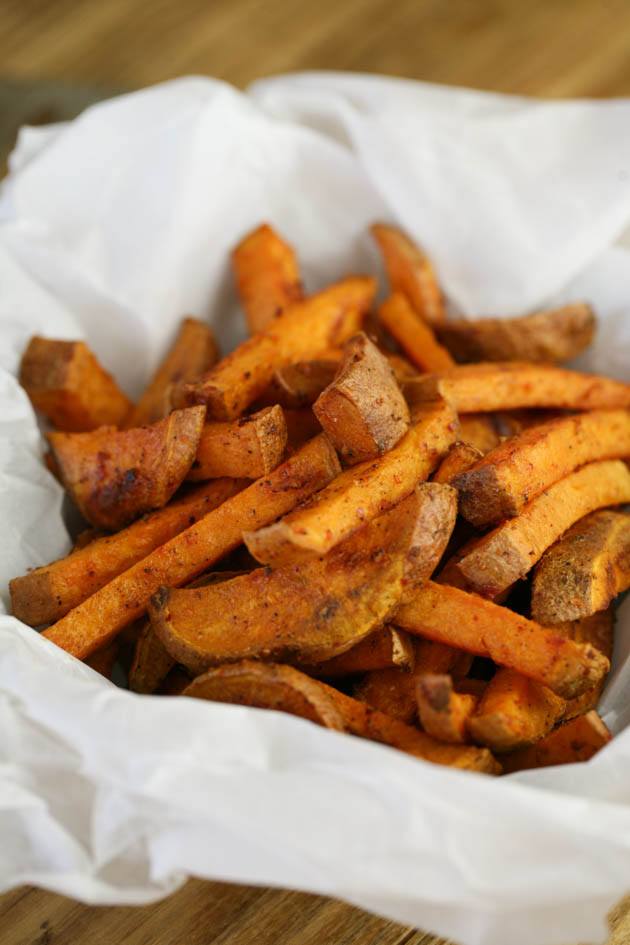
(184, 661), (499, 772)
(371, 224), (445, 325)
(244, 399), (457, 566)
(557, 609), (614, 719)
(232, 223), (304, 333)
(403, 482), (458, 589)
(532, 511), (630, 624)
(502, 711), (611, 773)
(454, 410), (630, 527)
(42, 435), (341, 659)
(125, 318), (219, 427)
(128, 621), (175, 694)
(378, 293), (453, 372)
(416, 674), (479, 744)
(19, 336), (131, 432)
(181, 277), (375, 420)
(85, 640), (119, 679)
(407, 363), (630, 413)
(394, 582), (609, 699)
(467, 669), (566, 753)
(48, 406), (206, 530)
(436, 304), (596, 364)
(10, 479), (242, 626)
(458, 414), (500, 454)
(187, 406), (287, 481)
(151, 494), (421, 675)
(313, 332), (410, 465)
(432, 442), (483, 485)
(442, 460), (630, 599)
(306, 627), (415, 677)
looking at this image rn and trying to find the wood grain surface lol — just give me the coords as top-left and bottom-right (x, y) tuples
(2, 2), (630, 943)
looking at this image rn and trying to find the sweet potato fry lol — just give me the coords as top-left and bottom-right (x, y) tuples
(150, 493), (421, 675)
(181, 277), (376, 420)
(394, 582), (609, 699)
(187, 406), (287, 481)
(532, 510), (630, 624)
(184, 660), (500, 772)
(125, 317), (219, 428)
(306, 626), (416, 678)
(10, 479), (242, 627)
(557, 609), (614, 720)
(403, 482), (458, 589)
(441, 460), (630, 599)
(244, 399), (457, 566)
(454, 409), (630, 527)
(378, 293), (453, 372)
(19, 336), (132, 432)
(371, 224), (445, 325)
(502, 711), (611, 773)
(283, 408), (322, 449)
(85, 640), (119, 679)
(42, 434), (340, 659)
(128, 621), (176, 694)
(232, 223), (304, 333)
(313, 332), (410, 465)
(407, 363), (630, 413)
(436, 303), (596, 364)
(416, 674), (479, 744)
(467, 669), (566, 753)
(432, 442), (483, 485)
(457, 414), (500, 453)
(262, 357), (340, 408)
(48, 406), (206, 530)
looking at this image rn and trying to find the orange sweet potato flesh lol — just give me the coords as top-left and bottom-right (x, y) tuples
(232, 223), (304, 334)
(19, 336), (132, 432)
(441, 459), (630, 599)
(532, 510), (630, 624)
(150, 493), (422, 675)
(10, 479), (243, 627)
(394, 582), (609, 699)
(502, 711), (611, 773)
(42, 434), (341, 660)
(306, 627), (415, 678)
(313, 332), (410, 465)
(371, 224), (445, 325)
(125, 318), (219, 428)
(407, 362), (630, 413)
(187, 406), (287, 481)
(378, 293), (453, 372)
(85, 640), (119, 679)
(244, 399), (457, 566)
(128, 621), (177, 694)
(454, 409), (630, 527)
(436, 303), (596, 364)
(432, 442), (483, 485)
(181, 277), (376, 420)
(416, 674), (478, 744)
(457, 414), (500, 454)
(48, 406), (207, 530)
(261, 358), (340, 409)
(184, 660), (500, 772)
(548, 610), (614, 721)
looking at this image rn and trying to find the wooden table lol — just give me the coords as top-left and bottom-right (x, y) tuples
(2, 2), (630, 942)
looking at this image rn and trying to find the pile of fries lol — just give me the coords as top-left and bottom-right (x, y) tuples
(12, 222), (630, 776)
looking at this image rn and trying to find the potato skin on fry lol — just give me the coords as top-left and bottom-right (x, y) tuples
(371, 223), (445, 325)
(532, 510), (630, 624)
(49, 406), (207, 530)
(187, 406), (287, 481)
(313, 332), (410, 465)
(502, 711), (611, 773)
(232, 223), (304, 334)
(20, 336), (131, 432)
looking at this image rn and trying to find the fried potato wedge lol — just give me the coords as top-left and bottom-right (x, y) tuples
(458, 414), (501, 454)
(378, 293), (453, 372)
(454, 409), (630, 527)
(181, 277), (375, 419)
(19, 336), (132, 432)
(313, 332), (410, 465)
(407, 363), (630, 413)
(48, 406), (207, 530)
(150, 493), (421, 675)
(502, 711), (611, 773)
(10, 479), (242, 627)
(532, 510), (630, 624)
(436, 303), (595, 364)
(125, 318), (218, 428)
(42, 435), (340, 659)
(187, 406), (287, 481)
(184, 660), (500, 772)
(394, 582), (609, 699)
(442, 460), (630, 599)
(371, 223), (445, 325)
(306, 627), (415, 678)
(232, 223), (304, 333)
(432, 442), (483, 485)
(416, 674), (478, 745)
(244, 399), (457, 566)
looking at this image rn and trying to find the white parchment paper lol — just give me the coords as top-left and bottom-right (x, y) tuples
(1, 75), (630, 945)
